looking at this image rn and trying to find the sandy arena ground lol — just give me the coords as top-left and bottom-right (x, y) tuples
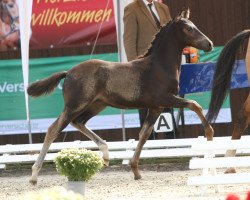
(0, 162), (250, 200)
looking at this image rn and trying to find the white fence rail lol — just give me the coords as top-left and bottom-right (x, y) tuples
(1, 136), (250, 173)
(187, 136), (250, 192)
(0, 138), (196, 169)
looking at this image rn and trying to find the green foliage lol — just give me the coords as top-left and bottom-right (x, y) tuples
(54, 148), (103, 182)
(19, 186), (85, 200)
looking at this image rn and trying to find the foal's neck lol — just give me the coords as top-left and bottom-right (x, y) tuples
(152, 31), (184, 69)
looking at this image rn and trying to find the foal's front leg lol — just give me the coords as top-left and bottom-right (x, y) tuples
(164, 95), (214, 140)
(130, 108), (163, 180)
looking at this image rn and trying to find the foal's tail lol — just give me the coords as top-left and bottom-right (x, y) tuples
(206, 30), (250, 123)
(27, 71), (67, 98)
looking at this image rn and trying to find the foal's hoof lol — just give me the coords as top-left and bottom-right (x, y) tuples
(224, 167), (236, 174)
(134, 174), (142, 180)
(29, 179), (37, 185)
(103, 159), (109, 167)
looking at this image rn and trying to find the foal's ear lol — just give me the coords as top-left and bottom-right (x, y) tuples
(175, 8), (190, 22)
(180, 8), (190, 19)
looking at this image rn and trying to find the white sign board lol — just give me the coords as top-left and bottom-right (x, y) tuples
(154, 113), (174, 133)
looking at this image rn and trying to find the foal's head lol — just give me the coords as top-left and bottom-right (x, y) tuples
(142, 9), (213, 58)
(173, 9), (213, 52)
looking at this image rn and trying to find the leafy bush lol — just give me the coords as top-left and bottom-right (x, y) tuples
(54, 148), (103, 182)
(19, 186), (85, 200)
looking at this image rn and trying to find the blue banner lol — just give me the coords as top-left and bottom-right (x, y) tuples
(179, 60), (249, 95)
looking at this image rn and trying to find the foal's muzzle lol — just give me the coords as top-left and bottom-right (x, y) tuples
(203, 40), (214, 52)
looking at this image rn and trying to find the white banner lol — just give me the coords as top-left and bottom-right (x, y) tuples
(0, 109), (231, 135)
(175, 108), (232, 125)
(0, 114), (140, 135)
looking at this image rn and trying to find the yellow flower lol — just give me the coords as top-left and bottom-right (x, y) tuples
(19, 187), (85, 200)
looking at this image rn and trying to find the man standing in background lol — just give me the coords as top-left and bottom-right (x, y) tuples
(123, 0), (176, 139)
(123, 0), (171, 61)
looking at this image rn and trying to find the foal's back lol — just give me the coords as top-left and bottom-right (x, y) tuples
(63, 59), (148, 108)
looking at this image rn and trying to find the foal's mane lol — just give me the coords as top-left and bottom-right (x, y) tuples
(139, 19), (175, 58)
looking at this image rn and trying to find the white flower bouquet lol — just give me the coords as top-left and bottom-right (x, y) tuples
(54, 148), (103, 182)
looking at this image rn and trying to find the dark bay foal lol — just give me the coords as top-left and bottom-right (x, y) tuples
(28, 9), (214, 184)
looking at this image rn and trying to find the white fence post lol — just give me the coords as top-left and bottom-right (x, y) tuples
(187, 136), (250, 193)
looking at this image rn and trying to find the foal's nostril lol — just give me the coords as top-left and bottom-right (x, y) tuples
(208, 42), (214, 50)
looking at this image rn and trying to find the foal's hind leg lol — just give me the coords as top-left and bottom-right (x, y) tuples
(164, 95), (214, 140)
(130, 108), (163, 180)
(225, 95), (250, 173)
(71, 102), (109, 166)
(30, 108), (79, 185)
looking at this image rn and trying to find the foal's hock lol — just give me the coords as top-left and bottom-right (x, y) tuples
(28, 9), (214, 185)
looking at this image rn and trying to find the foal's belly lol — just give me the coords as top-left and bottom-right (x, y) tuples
(101, 93), (160, 110)
(101, 93), (139, 109)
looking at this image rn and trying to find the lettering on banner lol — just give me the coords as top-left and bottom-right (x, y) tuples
(37, 0), (88, 3)
(33, 0), (113, 27)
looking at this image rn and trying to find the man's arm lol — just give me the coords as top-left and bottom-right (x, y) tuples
(123, 6), (138, 61)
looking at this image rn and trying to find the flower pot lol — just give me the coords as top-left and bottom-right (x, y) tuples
(66, 181), (85, 196)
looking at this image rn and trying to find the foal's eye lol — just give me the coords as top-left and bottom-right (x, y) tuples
(187, 27), (192, 32)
